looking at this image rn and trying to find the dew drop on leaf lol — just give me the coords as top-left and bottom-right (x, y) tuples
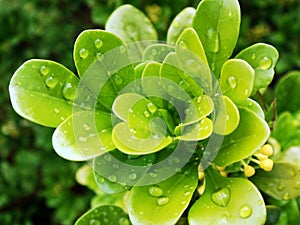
(62, 83), (76, 100)
(148, 185), (163, 197)
(143, 111), (150, 118)
(54, 108), (60, 114)
(104, 154), (112, 161)
(108, 175), (117, 182)
(40, 65), (49, 76)
(94, 39), (103, 49)
(119, 45), (126, 53)
(147, 102), (157, 114)
(119, 217), (130, 225)
(251, 53), (256, 60)
(45, 76), (58, 88)
(207, 28), (220, 53)
(239, 204), (252, 218)
(157, 197), (170, 206)
(89, 219), (101, 225)
(79, 48), (89, 59)
(151, 49), (157, 56)
(227, 76), (237, 89)
(211, 188), (230, 207)
(78, 136), (87, 143)
(277, 184), (285, 191)
(83, 123), (90, 131)
(258, 56), (272, 70)
(244, 89), (249, 96)
(282, 192), (290, 200)
(178, 40), (187, 48)
(128, 173), (137, 180)
(114, 75), (124, 86)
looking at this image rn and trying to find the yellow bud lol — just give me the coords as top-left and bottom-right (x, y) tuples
(260, 144), (273, 156)
(244, 165), (255, 177)
(255, 153), (268, 161)
(198, 171), (205, 180)
(260, 159), (273, 171)
(198, 183), (206, 195)
(220, 171), (228, 177)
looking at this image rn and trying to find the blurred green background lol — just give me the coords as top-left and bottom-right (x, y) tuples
(0, 0), (299, 224)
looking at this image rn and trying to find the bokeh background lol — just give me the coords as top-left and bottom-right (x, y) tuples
(0, 0), (299, 224)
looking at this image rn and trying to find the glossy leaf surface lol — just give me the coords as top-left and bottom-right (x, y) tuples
(167, 7), (196, 44)
(73, 29), (124, 77)
(214, 107), (270, 166)
(106, 4), (157, 43)
(235, 43), (279, 94)
(52, 111), (115, 161)
(128, 166), (198, 225)
(220, 59), (254, 103)
(275, 71), (300, 114)
(189, 167), (266, 225)
(9, 59), (79, 127)
(251, 162), (300, 201)
(75, 205), (131, 225)
(193, 0), (241, 77)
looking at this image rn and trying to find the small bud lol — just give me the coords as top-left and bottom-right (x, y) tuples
(259, 159), (273, 171)
(260, 144), (273, 156)
(255, 153), (268, 161)
(198, 183), (206, 195)
(198, 171), (205, 180)
(244, 165), (255, 177)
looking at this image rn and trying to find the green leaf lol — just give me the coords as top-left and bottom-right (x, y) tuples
(93, 150), (155, 193)
(106, 4), (157, 43)
(75, 205), (131, 225)
(275, 71), (300, 114)
(235, 43), (279, 94)
(52, 111), (115, 161)
(251, 162), (300, 201)
(213, 96), (240, 135)
(160, 52), (203, 101)
(128, 166), (198, 225)
(112, 122), (173, 155)
(189, 167), (266, 225)
(143, 44), (174, 62)
(175, 27), (208, 66)
(73, 29), (124, 77)
(167, 7), (196, 44)
(237, 98), (265, 119)
(214, 107), (270, 166)
(175, 117), (213, 141)
(9, 59), (79, 127)
(192, 0), (241, 77)
(271, 111), (300, 150)
(220, 59), (254, 103)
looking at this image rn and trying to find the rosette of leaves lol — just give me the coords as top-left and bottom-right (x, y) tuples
(9, 0), (285, 224)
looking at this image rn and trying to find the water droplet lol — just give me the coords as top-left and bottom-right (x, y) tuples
(104, 154), (112, 161)
(179, 80), (189, 89)
(211, 62), (216, 71)
(45, 76), (58, 88)
(112, 163), (119, 169)
(94, 39), (103, 49)
(212, 188), (230, 207)
(40, 65), (49, 75)
(282, 192), (290, 200)
(149, 185), (163, 197)
(144, 110), (150, 118)
(79, 48), (89, 59)
(157, 197), (169, 206)
(173, 22), (179, 28)
(89, 219), (101, 225)
(179, 40), (187, 48)
(184, 191), (191, 196)
(119, 217), (130, 225)
(277, 184), (285, 191)
(239, 204), (252, 218)
(96, 52), (103, 60)
(228, 11), (232, 16)
(151, 49), (157, 56)
(128, 173), (137, 180)
(226, 114), (230, 121)
(83, 123), (90, 131)
(149, 172), (157, 178)
(63, 83), (76, 100)
(258, 200), (263, 205)
(251, 53), (256, 60)
(227, 76), (237, 88)
(258, 56), (272, 70)
(147, 103), (157, 113)
(244, 89), (249, 96)
(119, 45), (126, 53)
(54, 108), (60, 113)
(113, 75), (123, 86)
(207, 28), (220, 53)
(108, 175), (117, 182)
(79, 136), (87, 142)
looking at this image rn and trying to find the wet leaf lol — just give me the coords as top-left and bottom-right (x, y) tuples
(189, 167), (266, 225)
